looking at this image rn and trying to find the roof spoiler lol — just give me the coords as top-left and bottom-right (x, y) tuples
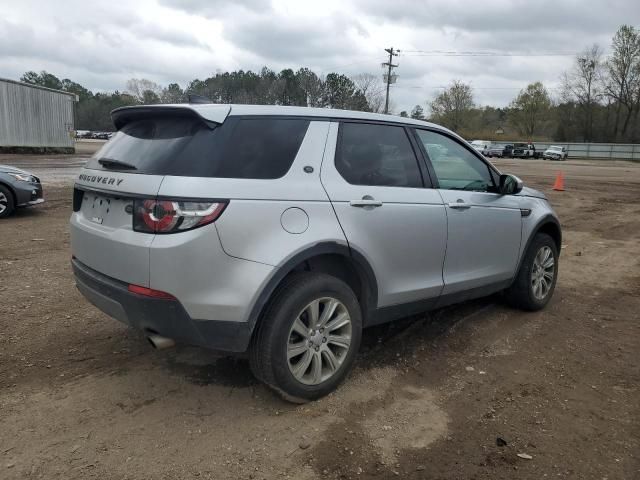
(110, 104), (231, 130)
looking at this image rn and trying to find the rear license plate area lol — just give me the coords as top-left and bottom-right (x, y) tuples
(88, 195), (112, 224)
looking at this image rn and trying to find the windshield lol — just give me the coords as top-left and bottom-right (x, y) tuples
(549, 146), (562, 151)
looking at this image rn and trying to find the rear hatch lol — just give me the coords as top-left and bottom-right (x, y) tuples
(70, 106), (230, 287)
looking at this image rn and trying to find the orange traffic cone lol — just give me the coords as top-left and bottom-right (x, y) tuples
(552, 172), (565, 191)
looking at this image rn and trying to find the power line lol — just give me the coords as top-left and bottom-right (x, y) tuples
(396, 85), (562, 90)
(321, 56), (381, 74)
(382, 47), (399, 114)
(401, 50), (579, 57)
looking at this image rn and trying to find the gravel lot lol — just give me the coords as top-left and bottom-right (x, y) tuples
(0, 153), (639, 479)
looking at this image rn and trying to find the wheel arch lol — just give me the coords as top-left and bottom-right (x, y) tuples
(0, 181), (17, 208)
(515, 215), (562, 277)
(247, 242), (378, 333)
(536, 218), (562, 251)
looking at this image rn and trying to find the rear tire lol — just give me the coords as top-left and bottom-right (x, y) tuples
(0, 185), (15, 218)
(505, 233), (558, 311)
(250, 272), (362, 403)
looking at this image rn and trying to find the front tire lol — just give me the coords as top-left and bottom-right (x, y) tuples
(250, 273), (362, 403)
(505, 233), (558, 311)
(0, 185), (15, 218)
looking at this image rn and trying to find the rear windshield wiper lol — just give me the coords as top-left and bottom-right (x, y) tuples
(98, 158), (137, 170)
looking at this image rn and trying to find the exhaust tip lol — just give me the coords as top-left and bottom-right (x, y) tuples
(147, 334), (175, 350)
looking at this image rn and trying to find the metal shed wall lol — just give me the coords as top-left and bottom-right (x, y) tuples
(0, 78), (75, 149)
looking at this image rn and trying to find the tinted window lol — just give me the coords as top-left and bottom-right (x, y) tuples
(336, 123), (423, 188)
(415, 129), (494, 192)
(87, 116), (309, 179)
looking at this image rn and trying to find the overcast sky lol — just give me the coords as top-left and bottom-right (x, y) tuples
(1, 0), (637, 112)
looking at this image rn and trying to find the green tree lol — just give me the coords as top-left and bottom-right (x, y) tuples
(76, 92), (138, 131)
(61, 79), (93, 101)
(323, 73), (355, 109)
(141, 90), (161, 104)
(20, 70), (63, 90)
(161, 83), (185, 103)
(429, 81), (474, 131)
(278, 68), (306, 106)
(295, 68), (324, 107)
(509, 82), (552, 138)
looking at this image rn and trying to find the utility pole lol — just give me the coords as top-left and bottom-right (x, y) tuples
(382, 47), (399, 114)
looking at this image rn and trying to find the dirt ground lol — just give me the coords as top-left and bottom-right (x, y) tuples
(0, 155), (639, 479)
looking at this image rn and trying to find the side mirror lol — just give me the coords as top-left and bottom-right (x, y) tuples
(499, 174), (523, 195)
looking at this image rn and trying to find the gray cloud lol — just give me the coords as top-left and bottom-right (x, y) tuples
(0, 0), (637, 112)
(355, 0), (637, 36)
(224, 13), (367, 64)
(132, 22), (211, 49)
(158, 0), (272, 16)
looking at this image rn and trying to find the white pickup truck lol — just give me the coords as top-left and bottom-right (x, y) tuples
(470, 140), (492, 156)
(543, 145), (568, 160)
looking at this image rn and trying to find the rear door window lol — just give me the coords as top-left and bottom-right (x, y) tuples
(86, 116), (309, 179)
(336, 122), (423, 188)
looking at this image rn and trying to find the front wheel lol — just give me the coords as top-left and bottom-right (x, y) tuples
(250, 273), (362, 402)
(505, 233), (558, 311)
(0, 185), (15, 218)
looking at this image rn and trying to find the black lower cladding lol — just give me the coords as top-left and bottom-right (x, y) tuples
(71, 258), (251, 352)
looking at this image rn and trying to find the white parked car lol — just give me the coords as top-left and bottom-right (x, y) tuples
(543, 145), (568, 161)
(470, 140), (492, 156)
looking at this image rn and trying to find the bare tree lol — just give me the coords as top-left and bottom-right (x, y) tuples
(126, 78), (163, 103)
(429, 81), (474, 131)
(562, 45), (604, 141)
(509, 82), (552, 138)
(351, 73), (385, 113)
(605, 25), (640, 140)
(410, 104), (425, 120)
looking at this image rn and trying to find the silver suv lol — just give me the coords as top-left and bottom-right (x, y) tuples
(70, 104), (561, 402)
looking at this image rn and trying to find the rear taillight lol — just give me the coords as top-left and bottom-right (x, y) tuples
(133, 198), (227, 234)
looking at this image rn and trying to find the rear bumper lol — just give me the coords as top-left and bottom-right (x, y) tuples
(72, 258), (252, 352)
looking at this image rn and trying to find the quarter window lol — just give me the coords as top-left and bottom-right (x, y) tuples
(415, 129), (495, 192)
(336, 123), (423, 188)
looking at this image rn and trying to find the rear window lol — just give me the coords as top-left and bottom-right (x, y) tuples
(86, 116), (309, 179)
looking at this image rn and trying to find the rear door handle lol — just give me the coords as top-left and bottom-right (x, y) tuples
(447, 201), (471, 210)
(350, 196), (383, 208)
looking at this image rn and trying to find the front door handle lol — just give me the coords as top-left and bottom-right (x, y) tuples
(350, 195), (383, 208)
(447, 200), (471, 210)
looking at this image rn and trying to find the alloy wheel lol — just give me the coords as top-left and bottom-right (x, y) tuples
(0, 192), (7, 214)
(531, 246), (555, 300)
(287, 297), (352, 386)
